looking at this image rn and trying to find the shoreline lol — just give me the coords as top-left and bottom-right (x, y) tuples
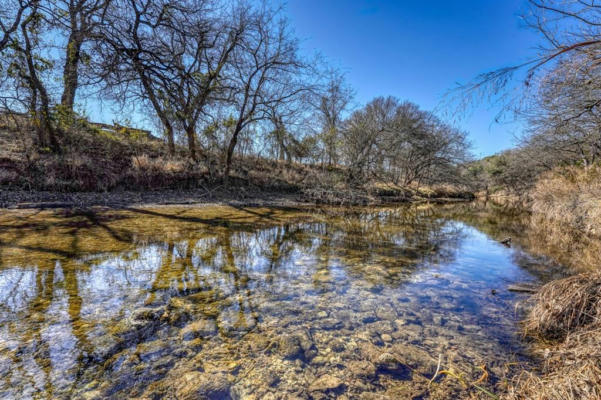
(0, 188), (473, 211)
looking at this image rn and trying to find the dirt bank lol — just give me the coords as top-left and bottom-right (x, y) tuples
(0, 186), (474, 210)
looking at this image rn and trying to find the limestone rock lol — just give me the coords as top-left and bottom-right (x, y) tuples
(329, 338), (346, 352)
(375, 306), (397, 321)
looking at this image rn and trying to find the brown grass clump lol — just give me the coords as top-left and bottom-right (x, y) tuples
(506, 272), (601, 400)
(524, 273), (601, 339)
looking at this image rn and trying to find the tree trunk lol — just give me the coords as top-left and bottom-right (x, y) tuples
(22, 17), (60, 152)
(60, 33), (82, 112)
(165, 124), (175, 156)
(186, 125), (197, 161)
(134, 66), (175, 156)
(28, 89), (46, 146)
(223, 126), (241, 184)
(39, 108), (59, 151)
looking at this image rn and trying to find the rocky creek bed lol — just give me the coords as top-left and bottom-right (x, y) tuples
(0, 204), (560, 399)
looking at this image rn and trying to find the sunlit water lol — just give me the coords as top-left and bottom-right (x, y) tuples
(0, 204), (561, 399)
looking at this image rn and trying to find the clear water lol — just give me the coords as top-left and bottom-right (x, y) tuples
(0, 204), (557, 399)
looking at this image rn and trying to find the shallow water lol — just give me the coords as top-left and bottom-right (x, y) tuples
(0, 204), (560, 399)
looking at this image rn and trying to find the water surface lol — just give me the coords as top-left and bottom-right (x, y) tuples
(0, 204), (559, 399)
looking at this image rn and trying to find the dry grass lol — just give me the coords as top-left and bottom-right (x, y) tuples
(527, 216), (601, 273)
(0, 124), (473, 205)
(0, 125), (303, 193)
(506, 272), (601, 400)
(524, 273), (601, 339)
(531, 166), (601, 237)
(487, 167), (601, 398)
(524, 165), (601, 272)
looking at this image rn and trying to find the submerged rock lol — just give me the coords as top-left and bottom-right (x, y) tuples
(166, 297), (195, 326)
(278, 331), (317, 361)
(136, 340), (169, 363)
(329, 338), (346, 352)
(180, 319), (218, 341)
(174, 371), (231, 400)
(309, 374), (344, 392)
(375, 353), (411, 379)
(381, 334), (393, 343)
(347, 360), (376, 379)
(132, 307), (163, 321)
(316, 318), (344, 331)
(279, 334), (304, 360)
(375, 305), (397, 321)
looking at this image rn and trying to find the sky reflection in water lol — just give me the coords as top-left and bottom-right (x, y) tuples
(0, 205), (549, 399)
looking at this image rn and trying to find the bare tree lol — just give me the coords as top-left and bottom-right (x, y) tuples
(220, 7), (306, 182)
(454, 0), (601, 192)
(3, 0), (111, 118)
(315, 68), (353, 166)
(99, 0), (246, 159)
(48, 0), (111, 112)
(341, 96), (470, 186)
(96, 0), (173, 153)
(527, 52), (601, 166)
(457, 0), (601, 120)
(9, 0), (61, 150)
(0, 0), (33, 117)
(2, 0), (110, 149)
(341, 96), (397, 182)
(166, 4), (246, 161)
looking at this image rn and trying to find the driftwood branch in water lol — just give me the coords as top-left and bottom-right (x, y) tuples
(508, 284), (539, 293)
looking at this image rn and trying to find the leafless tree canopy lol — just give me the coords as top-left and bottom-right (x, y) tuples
(343, 97), (470, 185)
(0, 0), (470, 187)
(460, 1), (601, 193)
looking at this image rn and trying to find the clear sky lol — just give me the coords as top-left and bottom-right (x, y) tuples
(286, 0), (540, 157)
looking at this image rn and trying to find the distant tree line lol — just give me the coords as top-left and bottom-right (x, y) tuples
(0, 0), (470, 186)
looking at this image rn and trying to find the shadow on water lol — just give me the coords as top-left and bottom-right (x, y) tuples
(0, 203), (573, 399)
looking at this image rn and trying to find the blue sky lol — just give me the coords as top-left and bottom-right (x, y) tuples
(286, 0), (540, 157)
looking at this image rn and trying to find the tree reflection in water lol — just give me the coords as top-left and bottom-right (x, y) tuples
(0, 204), (551, 399)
